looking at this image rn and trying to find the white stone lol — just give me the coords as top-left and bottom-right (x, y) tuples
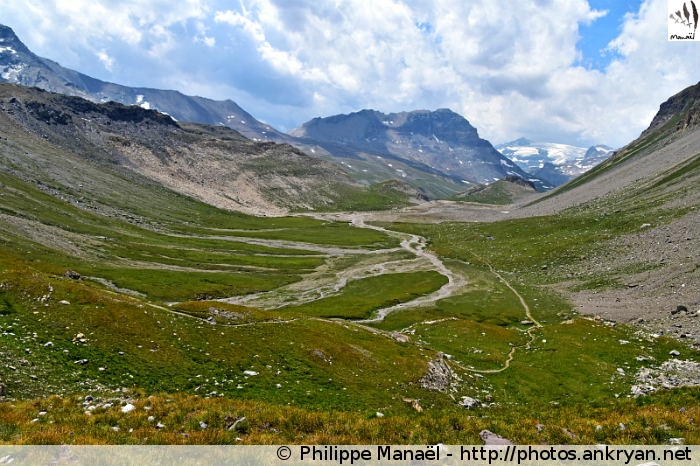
(121, 403), (135, 413)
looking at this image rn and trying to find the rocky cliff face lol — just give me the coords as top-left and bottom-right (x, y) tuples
(645, 81), (700, 135)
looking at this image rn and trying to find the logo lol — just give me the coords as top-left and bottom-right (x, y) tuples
(669, 0), (699, 41)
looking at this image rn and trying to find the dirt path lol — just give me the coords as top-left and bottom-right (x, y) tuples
(457, 252), (542, 374)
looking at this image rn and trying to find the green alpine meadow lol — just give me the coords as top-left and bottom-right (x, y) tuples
(0, 30), (699, 445)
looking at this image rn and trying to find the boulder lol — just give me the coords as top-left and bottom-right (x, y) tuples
(121, 403), (135, 413)
(390, 331), (410, 343)
(460, 396), (482, 409)
(479, 430), (513, 445)
(672, 305), (688, 315)
(420, 353), (453, 391)
(63, 270), (81, 280)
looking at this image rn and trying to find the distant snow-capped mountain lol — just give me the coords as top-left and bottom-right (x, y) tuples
(495, 138), (614, 186)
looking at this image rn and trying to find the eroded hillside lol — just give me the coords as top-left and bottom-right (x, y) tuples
(0, 84), (415, 216)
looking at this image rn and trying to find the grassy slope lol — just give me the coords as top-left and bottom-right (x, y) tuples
(2, 389), (699, 444)
(1, 85), (699, 444)
(0, 170), (451, 424)
(451, 179), (536, 205)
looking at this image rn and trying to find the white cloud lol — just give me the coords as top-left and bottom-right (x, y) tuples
(0, 0), (208, 67)
(194, 22), (216, 47)
(215, 10), (265, 41)
(0, 0), (697, 147)
(577, 0), (699, 144)
(210, 0), (629, 142)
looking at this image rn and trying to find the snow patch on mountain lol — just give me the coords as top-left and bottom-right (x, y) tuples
(135, 95), (152, 110)
(1, 63), (24, 80)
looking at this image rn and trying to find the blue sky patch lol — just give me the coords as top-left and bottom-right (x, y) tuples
(577, 0), (644, 70)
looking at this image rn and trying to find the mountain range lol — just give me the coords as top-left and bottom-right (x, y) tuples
(1, 23), (592, 198)
(495, 138), (614, 186)
(0, 25), (287, 143)
(0, 83), (426, 216)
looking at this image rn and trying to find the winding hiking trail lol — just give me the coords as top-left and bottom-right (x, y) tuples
(459, 254), (543, 374)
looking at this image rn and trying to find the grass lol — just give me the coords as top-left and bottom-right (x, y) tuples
(0, 168), (402, 304)
(451, 181), (515, 205)
(280, 271), (448, 319)
(649, 152), (700, 190)
(0, 255), (443, 409)
(370, 193), (698, 413)
(2, 182), (698, 444)
(1, 129), (700, 444)
(1, 389), (698, 444)
(412, 318), (524, 371)
(388, 201), (677, 290)
(495, 319), (683, 406)
(85, 268), (300, 302)
(293, 180), (416, 212)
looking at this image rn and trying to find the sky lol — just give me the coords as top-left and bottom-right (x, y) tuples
(1, 0), (699, 148)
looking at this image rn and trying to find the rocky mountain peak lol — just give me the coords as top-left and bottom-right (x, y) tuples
(646, 81), (700, 134)
(0, 25), (29, 52)
(584, 144), (614, 159)
(394, 108), (481, 143)
(0, 25), (35, 64)
(291, 108), (544, 191)
(291, 109), (387, 143)
(292, 108), (482, 145)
